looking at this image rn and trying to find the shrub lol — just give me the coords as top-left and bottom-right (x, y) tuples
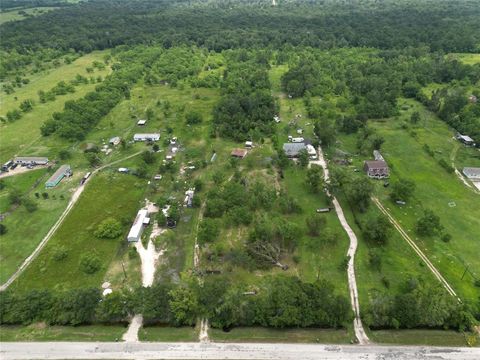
(52, 246), (68, 261)
(94, 218), (123, 239)
(79, 252), (102, 274)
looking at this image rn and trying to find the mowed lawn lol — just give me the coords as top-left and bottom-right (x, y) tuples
(0, 324), (126, 341)
(0, 168), (74, 284)
(209, 327), (352, 344)
(11, 171), (146, 290)
(370, 329), (478, 347)
(371, 106), (480, 301)
(139, 326), (199, 342)
(0, 51), (111, 163)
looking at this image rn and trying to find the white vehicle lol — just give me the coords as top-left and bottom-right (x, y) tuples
(291, 137), (305, 143)
(118, 167), (129, 173)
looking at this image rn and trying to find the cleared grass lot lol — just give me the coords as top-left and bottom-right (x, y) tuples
(139, 326), (199, 342)
(11, 171), (146, 290)
(210, 327), (352, 344)
(370, 329), (478, 347)
(0, 324), (126, 341)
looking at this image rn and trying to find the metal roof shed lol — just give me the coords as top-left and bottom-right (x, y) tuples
(45, 165), (71, 188)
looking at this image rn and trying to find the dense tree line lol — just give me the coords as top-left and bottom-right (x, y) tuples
(213, 50), (276, 140)
(364, 280), (475, 331)
(0, 275), (352, 330)
(2, 1), (479, 54)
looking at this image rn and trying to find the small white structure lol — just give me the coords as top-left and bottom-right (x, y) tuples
(184, 189), (195, 207)
(166, 155), (173, 161)
(127, 209), (149, 242)
(373, 150), (384, 161)
(306, 144), (317, 159)
(170, 137), (177, 145)
(463, 167), (480, 181)
(297, 129), (303, 135)
(245, 141), (253, 148)
(274, 115), (281, 123)
(109, 136), (121, 146)
(118, 167), (129, 173)
(456, 134), (475, 146)
(154, 174), (162, 180)
(137, 119), (147, 126)
(134, 133), (160, 142)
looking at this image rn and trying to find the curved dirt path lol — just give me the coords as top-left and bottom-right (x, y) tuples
(310, 147), (369, 344)
(0, 151), (143, 291)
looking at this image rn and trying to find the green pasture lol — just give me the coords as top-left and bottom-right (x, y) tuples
(0, 7), (59, 25)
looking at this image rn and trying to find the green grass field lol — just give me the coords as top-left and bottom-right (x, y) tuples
(12, 171), (147, 290)
(370, 100), (480, 301)
(0, 51), (111, 163)
(139, 326), (199, 342)
(210, 327), (352, 343)
(0, 324), (126, 341)
(334, 98), (480, 303)
(0, 7), (59, 25)
(0, 168), (75, 284)
(370, 329), (478, 347)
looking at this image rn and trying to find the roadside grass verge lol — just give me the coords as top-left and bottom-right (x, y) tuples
(0, 324), (126, 342)
(11, 171), (147, 290)
(139, 326), (198, 342)
(369, 329), (479, 347)
(209, 327), (352, 344)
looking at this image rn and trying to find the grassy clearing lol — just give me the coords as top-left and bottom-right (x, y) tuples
(0, 7), (59, 25)
(210, 327), (352, 344)
(139, 326), (198, 342)
(449, 53), (480, 65)
(0, 167), (48, 212)
(0, 324), (126, 341)
(334, 98), (480, 303)
(370, 329), (479, 347)
(12, 171), (147, 290)
(0, 169), (79, 284)
(370, 100), (480, 301)
(0, 51), (111, 163)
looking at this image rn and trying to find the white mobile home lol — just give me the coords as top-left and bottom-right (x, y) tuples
(127, 209), (150, 242)
(133, 133), (160, 142)
(14, 156), (49, 166)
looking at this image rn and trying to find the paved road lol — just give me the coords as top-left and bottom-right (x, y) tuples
(310, 148), (369, 345)
(1, 342), (479, 360)
(0, 151), (143, 291)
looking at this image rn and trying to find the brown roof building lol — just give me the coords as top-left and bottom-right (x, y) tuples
(364, 160), (389, 179)
(231, 148), (248, 158)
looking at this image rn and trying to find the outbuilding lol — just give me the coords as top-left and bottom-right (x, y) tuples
(306, 144), (317, 159)
(14, 156), (49, 166)
(127, 209), (150, 242)
(45, 165), (72, 188)
(137, 119), (147, 126)
(231, 148), (248, 158)
(463, 167), (480, 181)
(109, 136), (121, 146)
(456, 134), (475, 146)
